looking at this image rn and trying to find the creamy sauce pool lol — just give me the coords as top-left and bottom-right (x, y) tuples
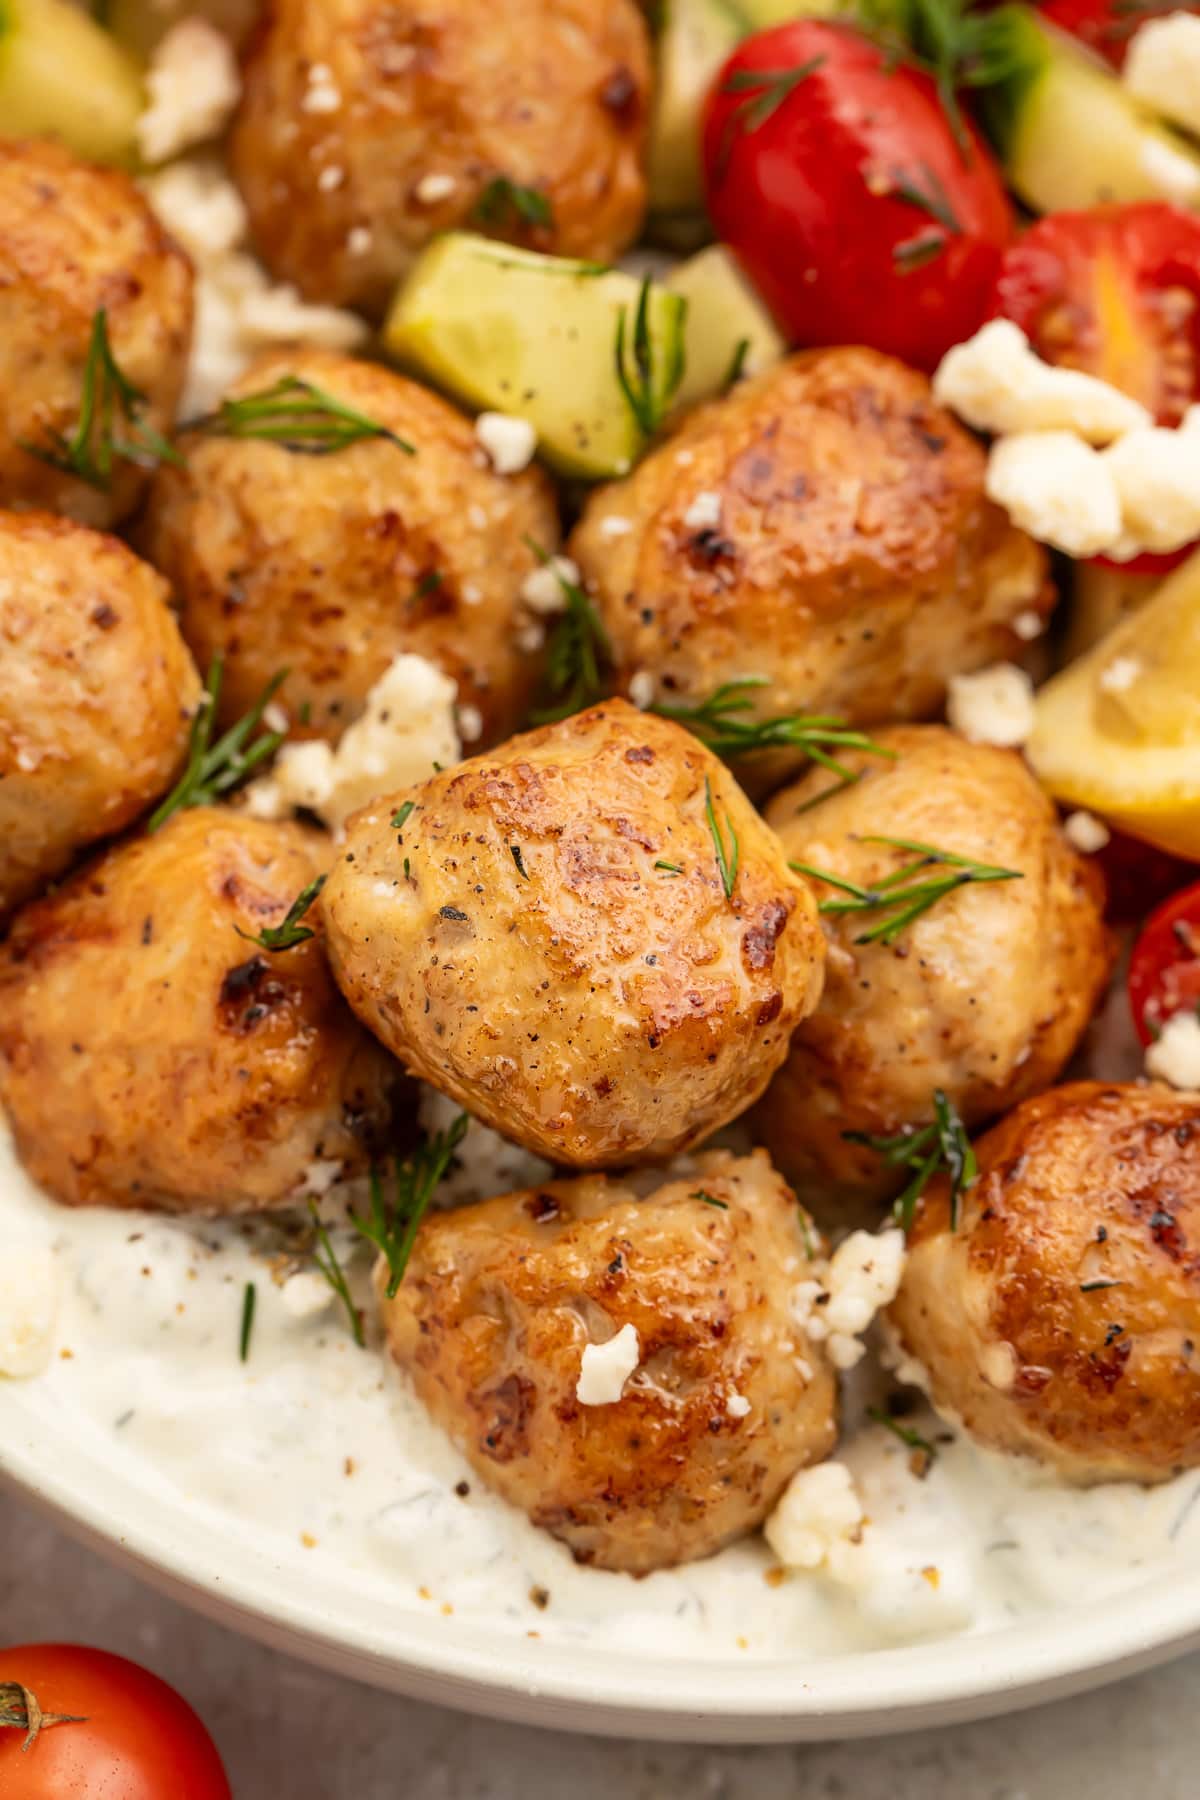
(5, 1055), (1200, 1659)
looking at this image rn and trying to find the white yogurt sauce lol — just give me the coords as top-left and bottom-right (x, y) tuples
(4, 1089), (1200, 1659)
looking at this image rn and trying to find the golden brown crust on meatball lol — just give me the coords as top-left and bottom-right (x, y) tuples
(570, 349), (1052, 793)
(755, 726), (1113, 1212)
(379, 1149), (836, 1573)
(321, 700), (825, 1166)
(0, 511), (201, 923)
(0, 808), (408, 1213)
(889, 1082), (1200, 1483)
(229, 0), (650, 316)
(0, 139), (193, 529)
(141, 347), (559, 747)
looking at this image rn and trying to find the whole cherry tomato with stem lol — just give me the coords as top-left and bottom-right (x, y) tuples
(702, 19), (1014, 372)
(0, 1644), (232, 1799)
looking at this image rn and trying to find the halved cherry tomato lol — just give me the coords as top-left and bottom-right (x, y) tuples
(0, 1644), (231, 1799)
(1128, 882), (1200, 1044)
(702, 20), (1014, 372)
(993, 203), (1200, 426)
(1036, 0), (1198, 69)
(1095, 828), (1194, 926)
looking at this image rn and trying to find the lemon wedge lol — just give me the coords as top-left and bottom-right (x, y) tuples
(1027, 545), (1200, 858)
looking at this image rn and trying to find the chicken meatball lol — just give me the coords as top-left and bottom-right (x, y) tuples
(755, 726), (1112, 1212)
(0, 511), (200, 923)
(379, 1149), (836, 1572)
(322, 701), (825, 1166)
(0, 138), (193, 529)
(0, 809), (407, 1212)
(889, 1083), (1200, 1484)
(570, 349), (1051, 793)
(142, 348), (559, 747)
(229, 0), (650, 316)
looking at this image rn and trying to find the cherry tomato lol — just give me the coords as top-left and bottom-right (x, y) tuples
(993, 203), (1200, 425)
(1036, 0), (1199, 69)
(702, 19), (1014, 372)
(0, 1645), (231, 1799)
(1095, 828), (1194, 926)
(1128, 882), (1200, 1044)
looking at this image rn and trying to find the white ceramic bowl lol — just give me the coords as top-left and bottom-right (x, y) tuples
(4, 1379), (1200, 1744)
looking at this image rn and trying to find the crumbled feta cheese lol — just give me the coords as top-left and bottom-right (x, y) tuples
(302, 62), (341, 113)
(576, 1323), (640, 1405)
(137, 18), (240, 164)
(1013, 608), (1045, 642)
(457, 703), (483, 743)
(520, 556), (577, 614)
(789, 1230), (906, 1371)
(303, 1157), (345, 1196)
(0, 1246), (59, 1378)
(346, 226), (373, 256)
(1146, 1010), (1200, 1089)
(143, 157), (247, 260)
(1102, 415), (1200, 555)
(682, 490), (723, 531)
(415, 172), (457, 204)
(727, 1392), (752, 1419)
(515, 620), (546, 654)
(1125, 14), (1200, 142)
(628, 670), (656, 709)
(317, 165), (345, 193)
(1099, 654), (1142, 694)
(249, 652), (460, 831)
(946, 663), (1036, 749)
(979, 1340), (1018, 1392)
(279, 1270), (335, 1319)
(934, 319), (1150, 444)
(764, 1462), (865, 1570)
(1063, 810), (1111, 854)
(475, 412), (538, 475)
(986, 431), (1123, 558)
(236, 280), (366, 355)
(598, 515), (634, 540)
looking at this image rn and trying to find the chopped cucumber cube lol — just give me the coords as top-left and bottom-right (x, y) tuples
(0, 0), (144, 165)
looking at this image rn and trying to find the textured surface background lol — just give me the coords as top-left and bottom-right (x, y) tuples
(0, 1485), (1191, 1797)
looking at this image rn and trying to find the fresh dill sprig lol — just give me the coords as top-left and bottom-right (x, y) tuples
(614, 275), (685, 438)
(354, 1113), (469, 1299)
(239, 1282), (256, 1363)
(236, 873), (327, 953)
(308, 1199), (364, 1348)
(867, 1406), (938, 1463)
(652, 678), (893, 795)
(790, 836), (1021, 946)
(845, 1088), (977, 1232)
(654, 859), (682, 875)
(21, 307), (183, 489)
(473, 176), (554, 229)
(391, 800), (417, 831)
(190, 376), (415, 457)
(692, 1190), (728, 1209)
(704, 775), (739, 901)
(526, 538), (613, 723)
(719, 55), (828, 136)
(147, 656), (287, 831)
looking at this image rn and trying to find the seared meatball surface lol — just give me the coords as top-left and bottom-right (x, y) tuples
(0, 511), (200, 923)
(142, 347), (559, 747)
(0, 809), (406, 1213)
(322, 701), (825, 1166)
(230, 0), (650, 316)
(756, 726), (1112, 1212)
(379, 1149), (835, 1572)
(570, 349), (1051, 792)
(0, 138), (193, 528)
(890, 1083), (1200, 1484)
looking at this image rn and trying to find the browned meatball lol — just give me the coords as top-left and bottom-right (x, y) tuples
(141, 347), (559, 747)
(0, 138), (193, 529)
(755, 726), (1113, 1214)
(321, 701), (825, 1166)
(0, 809), (407, 1213)
(0, 511), (200, 923)
(379, 1149), (836, 1572)
(229, 0), (650, 317)
(889, 1083), (1200, 1484)
(570, 349), (1052, 794)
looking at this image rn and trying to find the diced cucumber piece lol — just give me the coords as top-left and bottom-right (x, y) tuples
(981, 8), (1200, 213)
(648, 0), (749, 216)
(0, 0), (144, 164)
(383, 234), (688, 480)
(667, 244), (785, 412)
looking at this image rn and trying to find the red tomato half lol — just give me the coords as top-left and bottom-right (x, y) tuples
(1128, 882), (1200, 1045)
(702, 20), (1014, 372)
(0, 1645), (231, 1800)
(1036, 0), (1199, 69)
(993, 203), (1200, 426)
